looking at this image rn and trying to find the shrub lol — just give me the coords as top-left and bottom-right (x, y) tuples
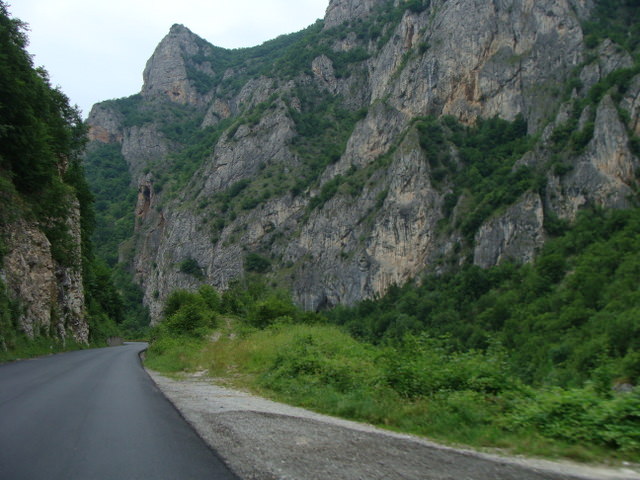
(508, 387), (640, 454)
(245, 252), (271, 273)
(179, 257), (204, 279)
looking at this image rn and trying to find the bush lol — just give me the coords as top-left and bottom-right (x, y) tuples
(508, 387), (640, 454)
(245, 252), (271, 273)
(381, 335), (516, 398)
(247, 295), (298, 328)
(161, 288), (217, 336)
(179, 257), (204, 279)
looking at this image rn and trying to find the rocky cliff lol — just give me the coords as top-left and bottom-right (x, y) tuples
(0, 3), (91, 346)
(85, 0), (640, 321)
(1, 202), (89, 344)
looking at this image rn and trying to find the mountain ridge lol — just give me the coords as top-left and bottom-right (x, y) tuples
(85, 0), (640, 321)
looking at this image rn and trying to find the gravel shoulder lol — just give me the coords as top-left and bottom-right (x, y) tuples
(146, 369), (640, 480)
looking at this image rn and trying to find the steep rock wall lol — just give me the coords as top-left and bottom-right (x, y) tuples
(86, 0), (639, 320)
(1, 200), (89, 343)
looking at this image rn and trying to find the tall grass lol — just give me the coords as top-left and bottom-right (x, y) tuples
(145, 320), (639, 463)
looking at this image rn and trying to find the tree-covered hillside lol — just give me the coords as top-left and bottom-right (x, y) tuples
(0, 2), (127, 356)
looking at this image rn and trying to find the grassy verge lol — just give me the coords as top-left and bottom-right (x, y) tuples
(0, 334), (94, 363)
(145, 319), (639, 464)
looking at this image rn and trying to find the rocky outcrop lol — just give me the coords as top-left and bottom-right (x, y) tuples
(323, 0), (388, 30)
(86, 0), (640, 320)
(142, 24), (214, 107)
(1, 200), (89, 343)
(547, 95), (639, 220)
(474, 193), (545, 269)
(87, 103), (124, 144)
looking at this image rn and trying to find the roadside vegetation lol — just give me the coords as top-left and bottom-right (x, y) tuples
(145, 207), (640, 464)
(0, 3), (140, 360)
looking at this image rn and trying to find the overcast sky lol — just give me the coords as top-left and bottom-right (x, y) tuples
(9, 0), (329, 118)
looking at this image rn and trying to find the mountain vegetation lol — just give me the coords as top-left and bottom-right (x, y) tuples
(2, 0), (639, 465)
(146, 207), (640, 459)
(137, 0), (640, 464)
(0, 2), (128, 358)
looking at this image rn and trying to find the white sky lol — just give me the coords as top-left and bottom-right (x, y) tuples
(8, 0), (329, 118)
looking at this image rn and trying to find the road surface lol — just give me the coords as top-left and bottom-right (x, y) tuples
(0, 343), (238, 480)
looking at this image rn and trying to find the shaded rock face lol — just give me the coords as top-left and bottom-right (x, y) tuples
(1, 201), (89, 343)
(142, 24), (213, 107)
(87, 104), (123, 144)
(473, 192), (545, 269)
(323, 0), (389, 29)
(546, 94), (639, 219)
(87, 0), (639, 320)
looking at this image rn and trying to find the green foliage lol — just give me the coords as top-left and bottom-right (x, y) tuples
(0, 4), (129, 349)
(85, 259), (124, 324)
(382, 335), (516, 398)
(509, 388), (640, 455)
(83, 142), (136, 266)
(0, 333), (90, 363)
(0, 278), (18, 352)
(247, 295), (297, 328)
(552, 63), (640, 156)
(415, 114), (536, 240)
(148, 270), (639, 460)
(245, 252), (271, 273)
(326, 208), (640, 389)
(160, 288), (219, 337)
(288, 86), (368, 203)
(178, 257), (205, 279)
(582, 0), (640, 55)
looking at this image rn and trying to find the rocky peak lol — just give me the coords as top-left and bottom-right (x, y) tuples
(323, 0), (389, 30)
(141, 24), (213, 107)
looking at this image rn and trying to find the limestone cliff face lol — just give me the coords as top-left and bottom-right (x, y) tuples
(86, 0), (639, 320)
(324, 0), (388, 29)
(1, 199), (89, 343)
(142, 24), (214, 107)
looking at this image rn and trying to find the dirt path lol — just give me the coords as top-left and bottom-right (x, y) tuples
(146, 370), (640, 480)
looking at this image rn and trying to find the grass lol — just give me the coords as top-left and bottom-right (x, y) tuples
(144, 320), (639, 465)
(0, 335), (93, 364)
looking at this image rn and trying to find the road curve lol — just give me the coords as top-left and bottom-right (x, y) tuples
(0, 343), (238, 480)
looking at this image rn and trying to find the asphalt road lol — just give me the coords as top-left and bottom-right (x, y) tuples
(0, 343), (239, 480)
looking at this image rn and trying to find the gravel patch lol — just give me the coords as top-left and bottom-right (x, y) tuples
(146, 370), (640, 480)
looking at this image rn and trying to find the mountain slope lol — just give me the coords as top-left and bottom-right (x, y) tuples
(85, 0), (640, 321)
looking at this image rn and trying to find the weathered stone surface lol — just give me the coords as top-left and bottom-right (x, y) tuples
(199, 102), (296, 196)
(474, 192), (545, 269)
(579, 39), (633, 92)
(142, 24), (213, 107)
(548, 95), (639, 220)
(323, 0), (388, 30)
(87, 103), (123, 143)
(121, 124), (171, 184)
(621, 74), (640, 136)
(312, 55), (338, 94)
(3, 221), (56, 338)
(1, 200), (89, 343)
(85, 0), (640, 320)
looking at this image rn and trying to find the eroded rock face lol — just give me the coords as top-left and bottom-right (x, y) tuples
(3, 221), (56, 338)
(547, 95), (639, 220)
(323, 0), (389, 30)
(142, 24), (213, 107)
(1, 200), (89, 343)
(87, 104), (123, 144)
(474, 193), (545, 269)
(86, 0), (639, 320)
